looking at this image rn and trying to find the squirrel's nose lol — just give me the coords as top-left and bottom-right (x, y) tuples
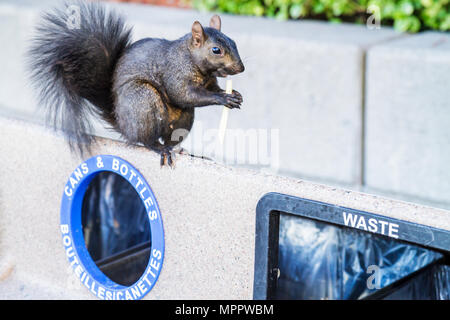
(236, 61), (245, 73)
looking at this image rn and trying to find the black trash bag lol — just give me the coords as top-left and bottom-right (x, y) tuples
(380, 264), (450, 300)
(276, 214), (448, 300)
(81, 171), (151, 285)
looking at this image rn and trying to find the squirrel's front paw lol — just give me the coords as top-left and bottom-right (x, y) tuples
(219, 90), (243, 109)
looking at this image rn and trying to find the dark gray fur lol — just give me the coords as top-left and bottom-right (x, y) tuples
(27, 1), (244, 164)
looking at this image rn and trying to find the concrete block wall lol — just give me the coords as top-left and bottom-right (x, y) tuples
(365, 32), (450, 205)
(0, 0), (449, 210)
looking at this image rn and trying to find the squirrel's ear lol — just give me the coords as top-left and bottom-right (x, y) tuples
(191, 21), (205, 47)
(209, 15), (221, 31)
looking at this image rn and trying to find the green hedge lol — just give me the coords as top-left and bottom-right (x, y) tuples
(192, 0), (450, 32)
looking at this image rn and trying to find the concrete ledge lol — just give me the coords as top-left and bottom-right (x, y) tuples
(1, 116), (449, 299)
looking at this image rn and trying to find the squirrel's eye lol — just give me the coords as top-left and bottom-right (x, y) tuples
(212, 47), (221, 55)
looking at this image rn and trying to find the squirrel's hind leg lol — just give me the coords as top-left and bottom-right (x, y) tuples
(115, 79), (181, 168)
(155, 108), (194, 168)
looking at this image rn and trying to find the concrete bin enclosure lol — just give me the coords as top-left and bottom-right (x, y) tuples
(1, 118), (450, 299)
(0, 0), (449, 299)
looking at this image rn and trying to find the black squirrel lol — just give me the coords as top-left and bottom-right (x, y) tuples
(28, 1), (244, 166)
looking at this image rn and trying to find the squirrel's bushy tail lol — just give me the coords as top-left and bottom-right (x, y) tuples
(28, 1), (132, 155)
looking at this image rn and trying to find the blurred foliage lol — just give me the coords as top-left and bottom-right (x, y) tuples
(192, 0), (450, 32)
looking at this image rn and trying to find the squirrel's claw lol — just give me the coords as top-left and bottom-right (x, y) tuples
(175, 147), (189, 155)
(219, 90), (243, 109)
(167, 152), (176, 169)
(160, 153), (167, 167)
(160, 150), (176, 169)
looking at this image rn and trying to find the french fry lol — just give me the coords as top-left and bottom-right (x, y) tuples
(218, 79), (233, 145)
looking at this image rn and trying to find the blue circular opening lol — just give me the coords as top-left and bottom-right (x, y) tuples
(60, 155), (164, 300)
(81, 171), (151, 286)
